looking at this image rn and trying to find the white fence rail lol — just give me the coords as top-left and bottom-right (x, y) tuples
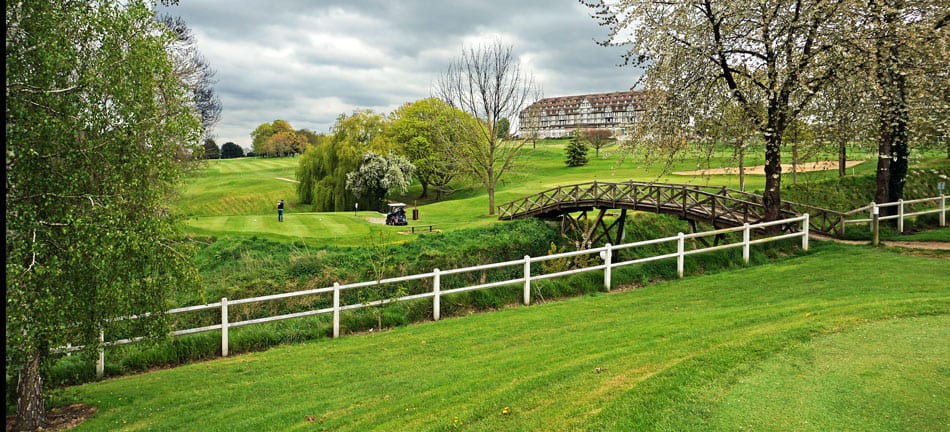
(71, 215), (811, 377)
(842, 195), (947, 234)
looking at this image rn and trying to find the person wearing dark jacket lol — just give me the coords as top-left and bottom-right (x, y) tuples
(277, 199), (284, 222)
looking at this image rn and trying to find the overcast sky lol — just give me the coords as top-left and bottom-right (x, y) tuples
(155, 1), (642, 150)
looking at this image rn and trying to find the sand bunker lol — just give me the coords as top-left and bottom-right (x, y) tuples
(674, 160), (864, 176)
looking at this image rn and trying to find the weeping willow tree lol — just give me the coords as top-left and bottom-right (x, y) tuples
(296, 110), (390, 212)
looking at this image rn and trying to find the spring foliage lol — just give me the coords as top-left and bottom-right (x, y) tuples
(6, 0), (203, 428)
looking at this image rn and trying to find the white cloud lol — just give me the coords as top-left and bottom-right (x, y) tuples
(157, 1), (642, 147)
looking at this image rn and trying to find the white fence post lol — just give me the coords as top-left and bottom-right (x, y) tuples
(802, 214), (810, 252)
(333, 282), (340, 338)
(742, 223), (751, 263)
(941, 195), (946, 227)
(96, 330), (104, 378)
(221, 297), (229, 357)
(898, 199), (905, 233)
(869, 201), (876, 233)
(523, 255), (531, 305)
(677, 232), (685, 278)
(603, 243), (612, 291)
(433, 269), (441, 321)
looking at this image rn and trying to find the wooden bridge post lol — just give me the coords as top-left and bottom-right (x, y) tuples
(803, 214), (810, 251)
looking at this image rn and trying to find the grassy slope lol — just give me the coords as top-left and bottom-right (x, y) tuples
(174, 141), (903, 246)
(61, 244), (949, 431)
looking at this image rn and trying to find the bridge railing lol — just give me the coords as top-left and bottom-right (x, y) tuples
(497, 181), (792, 228)
(498, 181), (946, 238)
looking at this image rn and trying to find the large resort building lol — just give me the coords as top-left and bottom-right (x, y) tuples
(518, 90), (644, 139)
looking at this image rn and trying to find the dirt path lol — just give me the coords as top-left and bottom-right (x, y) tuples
(811, 234), (950, 250)
(674, 160), (865, 176)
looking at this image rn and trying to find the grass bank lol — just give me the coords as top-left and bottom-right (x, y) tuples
(56, 244), (949, 431)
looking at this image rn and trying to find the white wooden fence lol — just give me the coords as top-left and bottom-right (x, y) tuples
(842, 195), (947, 234)
(73, 215), (811, 377)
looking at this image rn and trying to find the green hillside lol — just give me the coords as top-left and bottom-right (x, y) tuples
(57, 245), (949, 431)
(173, 140), (921, 246)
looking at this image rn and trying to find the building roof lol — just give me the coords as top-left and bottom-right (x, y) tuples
(521, 90), (643, 116)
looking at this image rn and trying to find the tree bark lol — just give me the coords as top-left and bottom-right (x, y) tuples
(15, 349), (48, 432)
(419, 180), (429, 199)
(763, 134), (783, 223)
(838, 139), (847, 177)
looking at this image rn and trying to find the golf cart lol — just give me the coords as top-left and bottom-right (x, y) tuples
(385, 203), (408, 226)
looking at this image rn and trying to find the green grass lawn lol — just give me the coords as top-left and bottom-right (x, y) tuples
(58, 244), (949, 431)
(175, 142), (900, 246)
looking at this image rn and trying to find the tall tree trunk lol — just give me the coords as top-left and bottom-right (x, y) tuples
(873, 0), (910, 217)
(887, 72), (909, 204)
(16, 349), (48, 432)
(419, 180), (429, 199)
(838, 138), (847, 177)
(763, 134), (783, 223)
(487, 185), (496, 215)
(792, 140), (799, 185)
(875, 137), (891, 205)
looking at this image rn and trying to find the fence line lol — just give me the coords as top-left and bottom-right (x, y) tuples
(67, 215), (810, 377)
(841, 196), (947, 234)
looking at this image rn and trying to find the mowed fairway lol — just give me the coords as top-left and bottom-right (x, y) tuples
(60, 246), (949, 431)
(173, 144), (877, 246)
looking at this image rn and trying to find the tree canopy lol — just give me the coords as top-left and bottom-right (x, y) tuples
(251, 120), (313, 157)
(435, 40), (540, 215)
(220, 141), (245, 159)
(296, 110), (390, 211)
(6, 0), (203, 429)
(388, 98), (475, 200)
(345, 152), (415, 212)
(584, 0), (948, 217)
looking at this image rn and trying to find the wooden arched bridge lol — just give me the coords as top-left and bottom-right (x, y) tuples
(497, 181), (847, 246)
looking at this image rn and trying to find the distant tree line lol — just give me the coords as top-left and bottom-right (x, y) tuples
(250, 119), (325, 157)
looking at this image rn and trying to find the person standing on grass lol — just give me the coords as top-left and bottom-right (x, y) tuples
(277, 199), (284, 222)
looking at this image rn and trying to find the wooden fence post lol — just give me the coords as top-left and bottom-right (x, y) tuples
(221, 297), (229, 357)
(802, 214), (810, 251)
(603, 243), (612, 291)
(433, 269), (441, 321)
(333, 283), (340, 338)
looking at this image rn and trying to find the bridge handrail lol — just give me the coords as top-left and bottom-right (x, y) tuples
(497, 181), (946, 238)
(497, 181), (773, 219)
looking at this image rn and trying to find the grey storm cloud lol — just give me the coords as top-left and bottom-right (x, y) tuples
(155, 1), (641, 149)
